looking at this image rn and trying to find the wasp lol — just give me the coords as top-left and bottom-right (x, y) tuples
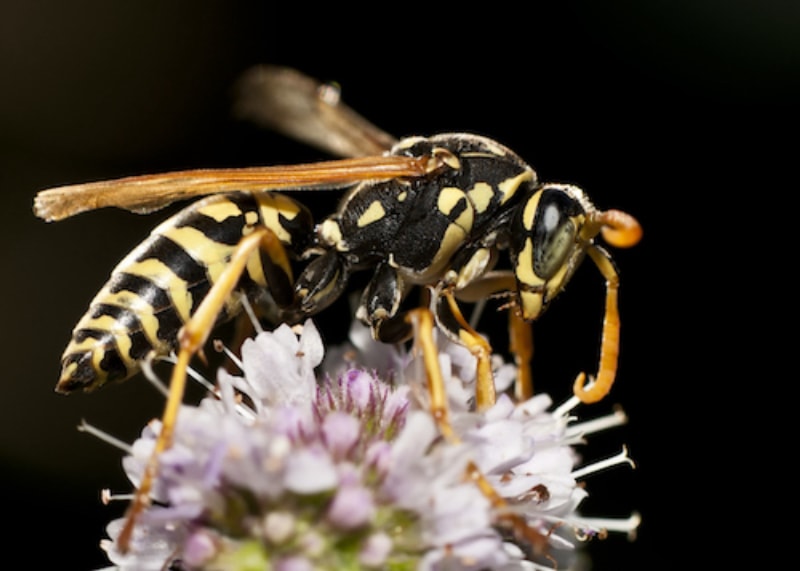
(34, 66), (642, 551)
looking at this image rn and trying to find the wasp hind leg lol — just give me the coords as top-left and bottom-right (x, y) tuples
(117, 226), (293, 552)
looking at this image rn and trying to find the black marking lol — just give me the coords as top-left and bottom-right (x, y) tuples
(98, 345), (127, 381)
(89, 304), (155, 360)
(107, 273), (184, 344)
(141, 235), (209, 288)
(258, 248), (294, 307)
(58, 352), (102, 391)
(136, 235), (213, 317)
(278, 210), (314, 255)
(73, 328), (111, 344)
(176, 193), (252, 245)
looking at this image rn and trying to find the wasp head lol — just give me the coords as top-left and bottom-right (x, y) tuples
(509, 184), (596, 321)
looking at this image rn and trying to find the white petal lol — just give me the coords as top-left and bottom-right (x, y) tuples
(284, 449), (338, 494)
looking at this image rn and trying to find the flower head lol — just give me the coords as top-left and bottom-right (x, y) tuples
(96, 319), (639, 570)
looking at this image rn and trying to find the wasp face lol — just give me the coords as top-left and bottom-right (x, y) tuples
(510, 184), (593, 321)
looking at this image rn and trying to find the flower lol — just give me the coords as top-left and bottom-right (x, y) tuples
(93, 318), (639, 570)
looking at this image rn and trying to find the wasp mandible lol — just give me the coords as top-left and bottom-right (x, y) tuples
(34, 66), (642, 551)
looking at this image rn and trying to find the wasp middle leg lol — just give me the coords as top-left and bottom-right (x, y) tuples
(406, 307), (550, 557)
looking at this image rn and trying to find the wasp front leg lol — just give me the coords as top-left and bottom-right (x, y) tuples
(117, 226), (292, 552)
(508, 309), (534, 401)
(355, 260), (415, 344)
(572, 244), (621, 404)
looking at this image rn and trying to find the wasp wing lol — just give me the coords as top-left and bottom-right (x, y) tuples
(233, 65), (398, 159)
(33, 155), (428, 222)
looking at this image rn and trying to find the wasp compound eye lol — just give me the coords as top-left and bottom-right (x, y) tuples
(531, 187), (584, 280)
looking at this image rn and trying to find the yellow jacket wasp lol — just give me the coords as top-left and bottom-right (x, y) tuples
(34, 66), (642, 552)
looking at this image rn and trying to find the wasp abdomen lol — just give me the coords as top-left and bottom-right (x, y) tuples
(55, 191), (313, 393)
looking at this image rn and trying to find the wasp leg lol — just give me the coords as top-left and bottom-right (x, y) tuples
(117, 226), (289, 552)
(434, 290), (496, 410)
(357, 261), (414, 343)
(293, 250), (350, 317)
(572, 245), (622, 404)
(407, 307), (549, 556)
(407, 308), (455, 441)
(449, 269), (536, 406)
(508, 310), (534, 401)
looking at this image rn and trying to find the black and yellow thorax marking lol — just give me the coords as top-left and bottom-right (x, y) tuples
(319, 134), (536, 284)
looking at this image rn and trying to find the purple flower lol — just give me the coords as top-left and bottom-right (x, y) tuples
(91, 318), (638, 570)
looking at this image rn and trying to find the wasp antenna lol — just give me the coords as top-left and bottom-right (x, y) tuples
(596, 209), (642, 248)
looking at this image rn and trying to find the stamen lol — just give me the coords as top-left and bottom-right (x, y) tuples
(565, 406), (628, 439)
(158, 354), (217, 393)
(552, 375), (624, 419)
(571, 446), (635, 479)
(551, 394), (582, 419)
(141, 357), (170, 397)
(573, 512), (642, 540)
(78, 420), (134, 454)
(240, 295), (263, 334)
(214, 340), (244, 372)
(468, 297), (487, 330)
(101, 489), (136, 505)
(185, 363), (217, 393)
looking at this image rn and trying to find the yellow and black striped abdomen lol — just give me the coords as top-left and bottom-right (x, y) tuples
(55, 191), (313, 393)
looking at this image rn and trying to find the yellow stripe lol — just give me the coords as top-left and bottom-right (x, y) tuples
(438, 187), (465, 217)
(427, 223), (469, 277)
(498, 170), (535, 204)
(357, 200), (386, 227)
(65, 336), (105, 354)
(196, 199), (243, 223)
(160, 225), (236, 285)
(245, 251), (268, 288)
(64, 323), (135, 372)
(521, 191), (542, 232)
(75, 313), (118, 333)
(98, 289), (163, 349)
(124, 258), (193, 322)
(257, 193), (303, 244)
(439, 187), (473, 232)
(515, 238), (542, 287)
(467, 182), (494, 214)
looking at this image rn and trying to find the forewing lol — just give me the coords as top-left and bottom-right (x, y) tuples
(33, 155), (427, 222)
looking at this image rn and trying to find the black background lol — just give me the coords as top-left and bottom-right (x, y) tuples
(0, 2), (794, 569)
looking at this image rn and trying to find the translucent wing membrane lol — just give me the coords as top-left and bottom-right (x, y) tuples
(33, 155), (427, 222)
(234, 65), (398, 158)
